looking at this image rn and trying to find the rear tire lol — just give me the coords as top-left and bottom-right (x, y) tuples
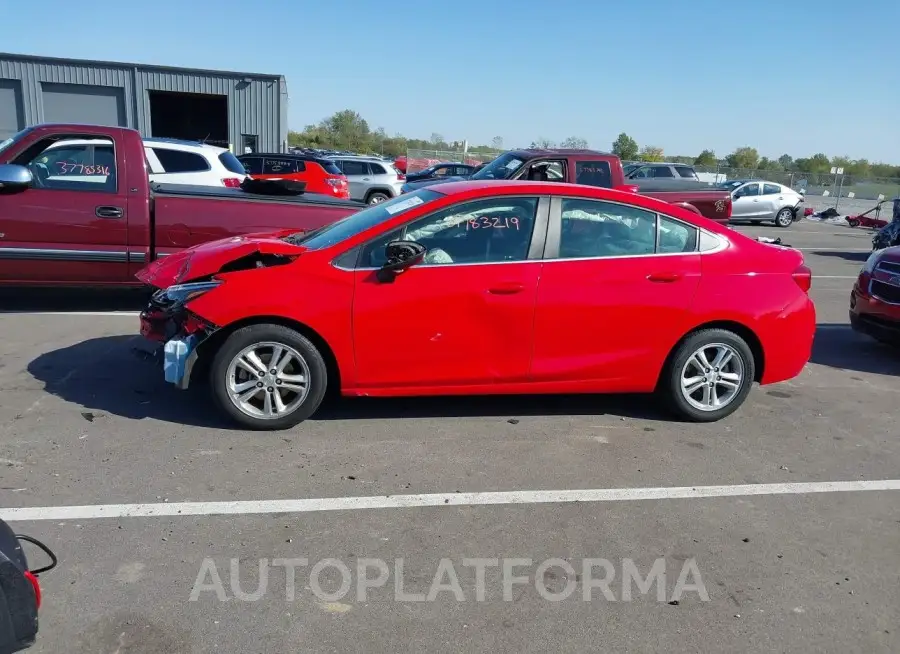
(775, 208), (793, 227)
(209, 324), (328, 431)
(659, 329), (756, 422)
(847, 218), (860, 228)
(367, 192), (390, 205)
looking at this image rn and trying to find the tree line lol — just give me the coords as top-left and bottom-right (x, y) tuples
(288, 110), (900, 180)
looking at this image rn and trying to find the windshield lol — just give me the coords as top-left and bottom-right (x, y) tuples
(470, 152), (526, 180)
(0, 127), (34, 158)
(285, 189), (442, 249)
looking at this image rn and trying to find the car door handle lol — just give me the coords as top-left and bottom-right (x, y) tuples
(647, 272), (682, 283)
(488, 282), (525, 295)
(95, 206), (124, 219)
(362, 178), (372, 181)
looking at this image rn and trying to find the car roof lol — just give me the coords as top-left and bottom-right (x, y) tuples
(509, 148), (614, 157)
(420, 179), (733, 230)
(143, 138), (227, 153)
(327, 154), (385, 161)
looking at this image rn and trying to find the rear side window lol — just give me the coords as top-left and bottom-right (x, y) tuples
(317, 160), (343, 175)
(658, 216), (698, 253)
(676, 166), (696, 178)
(574, 161), (612, 188)
(763, 183), (781, 195)
(153, 148), (210, 173)
(239, 156), (263, 175)
(369, 162), (387, 175)
(651, 166), (674, 178)
(263, 158), (298, 174)
(219, 151), (248, 175)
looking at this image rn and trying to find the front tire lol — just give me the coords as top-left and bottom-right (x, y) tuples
(775, 208), (793, 228)
(660, 329), (755, 422)
(209, 324), (328, 430)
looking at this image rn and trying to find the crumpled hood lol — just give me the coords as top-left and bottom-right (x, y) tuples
(135, 231), (305, 289)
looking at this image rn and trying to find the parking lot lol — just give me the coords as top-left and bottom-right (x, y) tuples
(1, 219), (898, 653)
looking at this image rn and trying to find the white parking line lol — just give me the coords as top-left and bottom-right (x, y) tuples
(3, 480), (898, 522)
(797, 247), (871, 251)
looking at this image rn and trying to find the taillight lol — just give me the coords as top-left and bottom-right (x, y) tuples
(792, 264), (812, 292)
(24, 570), (41, 610)
(222, 178), (242, 188)
(397, 173), (406, 181)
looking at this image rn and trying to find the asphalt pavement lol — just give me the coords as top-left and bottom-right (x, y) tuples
(1, 218), (898, 653)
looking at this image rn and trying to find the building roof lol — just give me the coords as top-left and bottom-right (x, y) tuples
(0, 51), (284, 82)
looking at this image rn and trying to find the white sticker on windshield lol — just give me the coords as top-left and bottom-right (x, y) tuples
(384, 195), (425, 214)
(506, 159), (522, 170)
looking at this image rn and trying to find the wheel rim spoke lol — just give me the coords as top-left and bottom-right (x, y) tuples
(680, 342), (744, 412)
(226, 342), (312, 420)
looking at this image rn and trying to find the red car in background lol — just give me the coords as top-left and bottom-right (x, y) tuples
(237, 153), (350, 199)
(137, 180), (815, 431)
(850, 246), (900, 344)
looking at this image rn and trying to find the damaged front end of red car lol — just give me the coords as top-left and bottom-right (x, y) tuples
(137, 236), (306, 390)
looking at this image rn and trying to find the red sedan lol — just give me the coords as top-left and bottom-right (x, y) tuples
(850, 246), (900, 344)
(136, 180), (816, 430)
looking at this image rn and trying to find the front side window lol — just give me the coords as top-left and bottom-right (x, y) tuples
(738, 183), (760, 197)
(14, 136), (117, 192)
(558, 199), (658, 258)
(360, 197), (539, 268)
(153, 148), (210, 173)
(239, 157), (263, 175)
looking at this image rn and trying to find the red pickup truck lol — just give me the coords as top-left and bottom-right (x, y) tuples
(403, 149), (733, 224)
(0, 124), (362, 287)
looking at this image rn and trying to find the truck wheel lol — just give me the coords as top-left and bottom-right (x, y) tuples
(659, 329), (755, 422)
(209, 324), (328, 431)
(367, 192), (390, 205)
(775, 208), (793, 228)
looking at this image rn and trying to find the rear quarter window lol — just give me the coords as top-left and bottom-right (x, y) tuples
(219, 151), (248, 175)
(263, 158), (298, 174)
(676, 166), (697, 178)
(317, 160), (343, 175)
(574, 161), (612, 188)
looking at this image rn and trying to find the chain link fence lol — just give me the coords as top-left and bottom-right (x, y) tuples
(405, 149), (502, 173)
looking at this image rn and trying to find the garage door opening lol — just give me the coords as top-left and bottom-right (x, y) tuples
(148, 90), (228, 148)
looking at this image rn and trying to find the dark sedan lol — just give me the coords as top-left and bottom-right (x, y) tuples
(405, 162), (477, 183)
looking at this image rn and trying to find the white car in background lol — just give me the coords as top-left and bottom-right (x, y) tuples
(719, 179), (804, 227)
(41, 137), (247, 188)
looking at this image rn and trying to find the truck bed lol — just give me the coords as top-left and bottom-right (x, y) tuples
(151, 182), (364, 209)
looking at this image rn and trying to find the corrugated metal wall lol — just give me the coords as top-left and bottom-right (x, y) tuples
(0, 54), (287, 152)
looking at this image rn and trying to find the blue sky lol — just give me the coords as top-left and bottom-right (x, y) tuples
(4, 0), (898, 161)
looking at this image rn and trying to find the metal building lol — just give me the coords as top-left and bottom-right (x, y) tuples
(0, 52), (288, 153)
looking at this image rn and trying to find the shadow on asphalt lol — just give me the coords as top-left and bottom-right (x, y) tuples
(0, 288), (150, 312)
(27, 336), (673, 429)
(809, 250), (871, 263)
(28, 326), (897, 429)
(811, 324), (900, 375)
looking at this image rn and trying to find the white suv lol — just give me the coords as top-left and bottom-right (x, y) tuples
(143, 138), (247, 187)
(43, 137), (248, 188)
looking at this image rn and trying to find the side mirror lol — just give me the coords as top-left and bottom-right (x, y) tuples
(376, 240), (427, 282)
(0, 164), (33, 195)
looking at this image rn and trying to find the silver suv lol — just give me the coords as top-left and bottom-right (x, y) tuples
(328, 155), (404, 204)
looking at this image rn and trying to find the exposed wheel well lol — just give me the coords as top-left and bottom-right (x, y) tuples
(658, 320), (765, 387)
(193, 316), (342, 395)
(364, 188), (392, 202)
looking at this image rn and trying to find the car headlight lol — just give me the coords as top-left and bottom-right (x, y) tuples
(163, 280), (222, 304)
(862, 251), (880, 274)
